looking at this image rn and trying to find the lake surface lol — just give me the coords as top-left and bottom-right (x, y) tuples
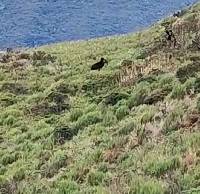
(0, 0), (198, 49)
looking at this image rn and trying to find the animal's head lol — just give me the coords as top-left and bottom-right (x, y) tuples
(101, 58), (108, 65)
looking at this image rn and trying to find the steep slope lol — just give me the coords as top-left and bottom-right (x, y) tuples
(0, 2), (200, 194)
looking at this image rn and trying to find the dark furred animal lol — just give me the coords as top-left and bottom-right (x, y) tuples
(165, 30), (174, 41)
(91, 58), (108, 71)
(165, 29), (177, 47)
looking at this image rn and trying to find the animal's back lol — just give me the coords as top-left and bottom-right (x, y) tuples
(91, 62), (103, 70)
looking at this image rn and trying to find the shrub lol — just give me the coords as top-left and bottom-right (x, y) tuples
(127, 91), (146, 108)
(0, 165), (6, 175)
(197, 97), (200, 112)
(76, 111), (102, 129)
(144, 157), (180, 177)
(129, 177), (167, 194)
(131, 48), (147, 60)
(87, 149), (102, 164)
(184, 77), (196, 93)
(87, 170), (105, 186)
(13, 167), (26, 181)
(102, 110), (117, 127)
(127, 82), (150, 108)
(1, 153), (18, 166)
(193, 77), (200, 93)
(0, 108), (23, 126)
(40, 151), (68, 178)
(115, 105), (129, 120)
(118, 119), (135, 135)
(138, 106), (156, 124)
(3, 115), (17, 126)
(162, 105), (185, 134)
(180, 168), (200, 191)
(57, 180), (79, 194)
(98, 163), (108, 173)
(176, 62), (200, 83)
(92, 124), (106, 135)
(157, 74), (175, 91)
(170, 83), (186, 99)
(103, 92), (129, 106)
(31, 121), (52, 141)
(70, 109), (83, 122)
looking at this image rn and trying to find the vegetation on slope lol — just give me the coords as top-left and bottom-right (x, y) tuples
(0, 2), (200, 194)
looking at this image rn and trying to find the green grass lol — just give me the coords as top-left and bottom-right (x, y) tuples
(1, 2), (200, 194)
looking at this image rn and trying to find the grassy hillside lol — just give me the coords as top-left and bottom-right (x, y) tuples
(1, 2), (200, 194)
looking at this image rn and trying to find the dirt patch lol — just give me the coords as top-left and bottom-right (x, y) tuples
(102, 147), (124, 164)
(47, 92), (67, 104)
(0, 50), (57, 71)
(0, 95), (17, 107)
(31, 51), (57, 66)
(53, 126), (77, 145)
(81, 74), (117, 97)
(102, 92), (130, 106)
(125, 132), (141, 150)
(1, 82), (29, 95)
(176, 62), (200, 83)
(40, 154), (68, 179)
(56, 83), (78, 96)
(28, 101), (69, 117)
(129, 89), (169, 107)
(148, 68), (166, 76)
(143, 89), (169, 105)
(182, 151), (198, 172)
(0, 51), (31, 63)
(73, 167), (90, 184)
(27, 91), (70, 117)
(179, 112), (200, 131)
(0, 180), (18, 194)
(145, 122), (162, 138)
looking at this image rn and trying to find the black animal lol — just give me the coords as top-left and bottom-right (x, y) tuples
(91, 58), (108, 71)
(165, 29), (173, 41)
(165, 29), (177, 47)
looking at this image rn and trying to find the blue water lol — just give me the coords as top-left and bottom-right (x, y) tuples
(0, 0), (198, 49)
